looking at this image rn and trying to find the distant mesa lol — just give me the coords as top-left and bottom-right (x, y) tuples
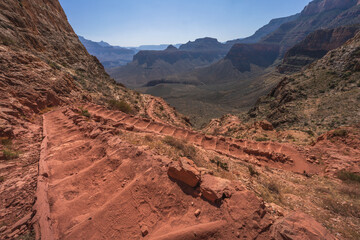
(179, 37), (228, 51)
(165, 45), (178, 51)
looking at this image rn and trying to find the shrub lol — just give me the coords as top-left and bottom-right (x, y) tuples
(331, 129), (348, 138)
(265, 181), (280, 194)
(79, 108), (91, 118)
(304, 130), (314, 137)
(48, 61), (61, 70)
(248, 165), (259, 176)
(1, 138), (12, 146)
(255, 137), (269, 142)
(162, 136), (197, 160)
(0, 176), (4, 183)
(2, 149), (19, 160)
(337, 170), (360, 183)
(108, 99), (133, 114)
(145, 135), (154, 142)
(210, 157), (229, 171)
(322, 197), (360, 218)
(339, 185), (360, 199)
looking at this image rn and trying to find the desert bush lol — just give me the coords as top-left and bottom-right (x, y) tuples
(79, 108), (91, 118)
(48, 61), (61, 70)
(337, 170), (360, 183)
(145, 135), (154, 142)
(331, 129), (348, 138)
(210, 157), (229, 171)
(255, 137), (269, 142)
(322, 197), (360, 217)
(265, 181), (280, 194)
(2, 149), (19, 160)
(248, 165), (259, 176)
(304, 130), (314, 137)
(108, 99), (132, 114)
(162, 136), (197, 161)
(1, 137), (12, 146)
(339, 185), (360, 199)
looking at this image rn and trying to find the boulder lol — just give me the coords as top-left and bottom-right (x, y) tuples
(168, 157), (200, 187)
(271, 212), (336, 240)
(200, 174), (232, 203)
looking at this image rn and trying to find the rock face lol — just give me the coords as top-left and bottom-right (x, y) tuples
(227, 14), (300, 45)
(0, 1), (183, 238)
(271, 212), (336, 240)
(0, 0), (137, 117)
(262, 0), (360, 54)
(200, 174), (233, 203)
(278, 25), (360, 73)
(302, 0), (358, 16)
(167, 158), (201, 187)
(225, 43), (280, 72)
(78, 36), (135, 68)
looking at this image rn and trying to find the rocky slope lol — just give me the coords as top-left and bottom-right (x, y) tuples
(226, 14), (300, 45)
(0, 0), (188, 238)
(248, 31), (360, 133)
(262, 0), (360, 55)
(78, 36), (135, 68)
(278, 25), (360, 73)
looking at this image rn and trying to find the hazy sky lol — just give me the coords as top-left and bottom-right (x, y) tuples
(59, 0), (312, 47)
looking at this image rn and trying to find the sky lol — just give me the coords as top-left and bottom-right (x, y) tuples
(59, 0), (312, 47)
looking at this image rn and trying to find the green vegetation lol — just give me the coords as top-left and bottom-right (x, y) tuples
(210, 156), (229, 171)
(255, 137), (270, 142)
(108, 99), (133, 114)
(2, 149), (19, 160)
(0, 176), (4, 183)
(304, 130), (315, 137)
(162, 136), (197, 161)
(337, 170), (360, 183)
(1, 137), (19, 160)
(265, 181), (280, 194)
(48, 61), (61, 70)
(248, 165), (259, 176)
(79, 107), (91, 118)
(322, 197), (360, 218)
(1, 137), (12, 146)
(331, 129), (348, 138)
(16, 230), (36, 240)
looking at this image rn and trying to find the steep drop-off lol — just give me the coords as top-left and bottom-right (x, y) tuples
(249, 31), (360, 133)
(278, 25), (360, 73)
(79, 36), (135, 68)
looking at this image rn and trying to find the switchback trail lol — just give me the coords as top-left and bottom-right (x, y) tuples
(36, 107), (277, 239)
(86, 104), (319, 174)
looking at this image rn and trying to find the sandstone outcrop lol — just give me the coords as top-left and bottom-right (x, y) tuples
(271, 212), (336, 240)
(200, 174), (233, 203)
(168, 158), (201, 187)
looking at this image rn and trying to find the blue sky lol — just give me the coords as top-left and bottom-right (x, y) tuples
(59, 0), (312, 47)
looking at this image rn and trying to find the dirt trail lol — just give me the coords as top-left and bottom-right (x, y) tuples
(86, 104), (319, 174)
(38, 107), (275, 239)
(146, 98), (189, 128)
